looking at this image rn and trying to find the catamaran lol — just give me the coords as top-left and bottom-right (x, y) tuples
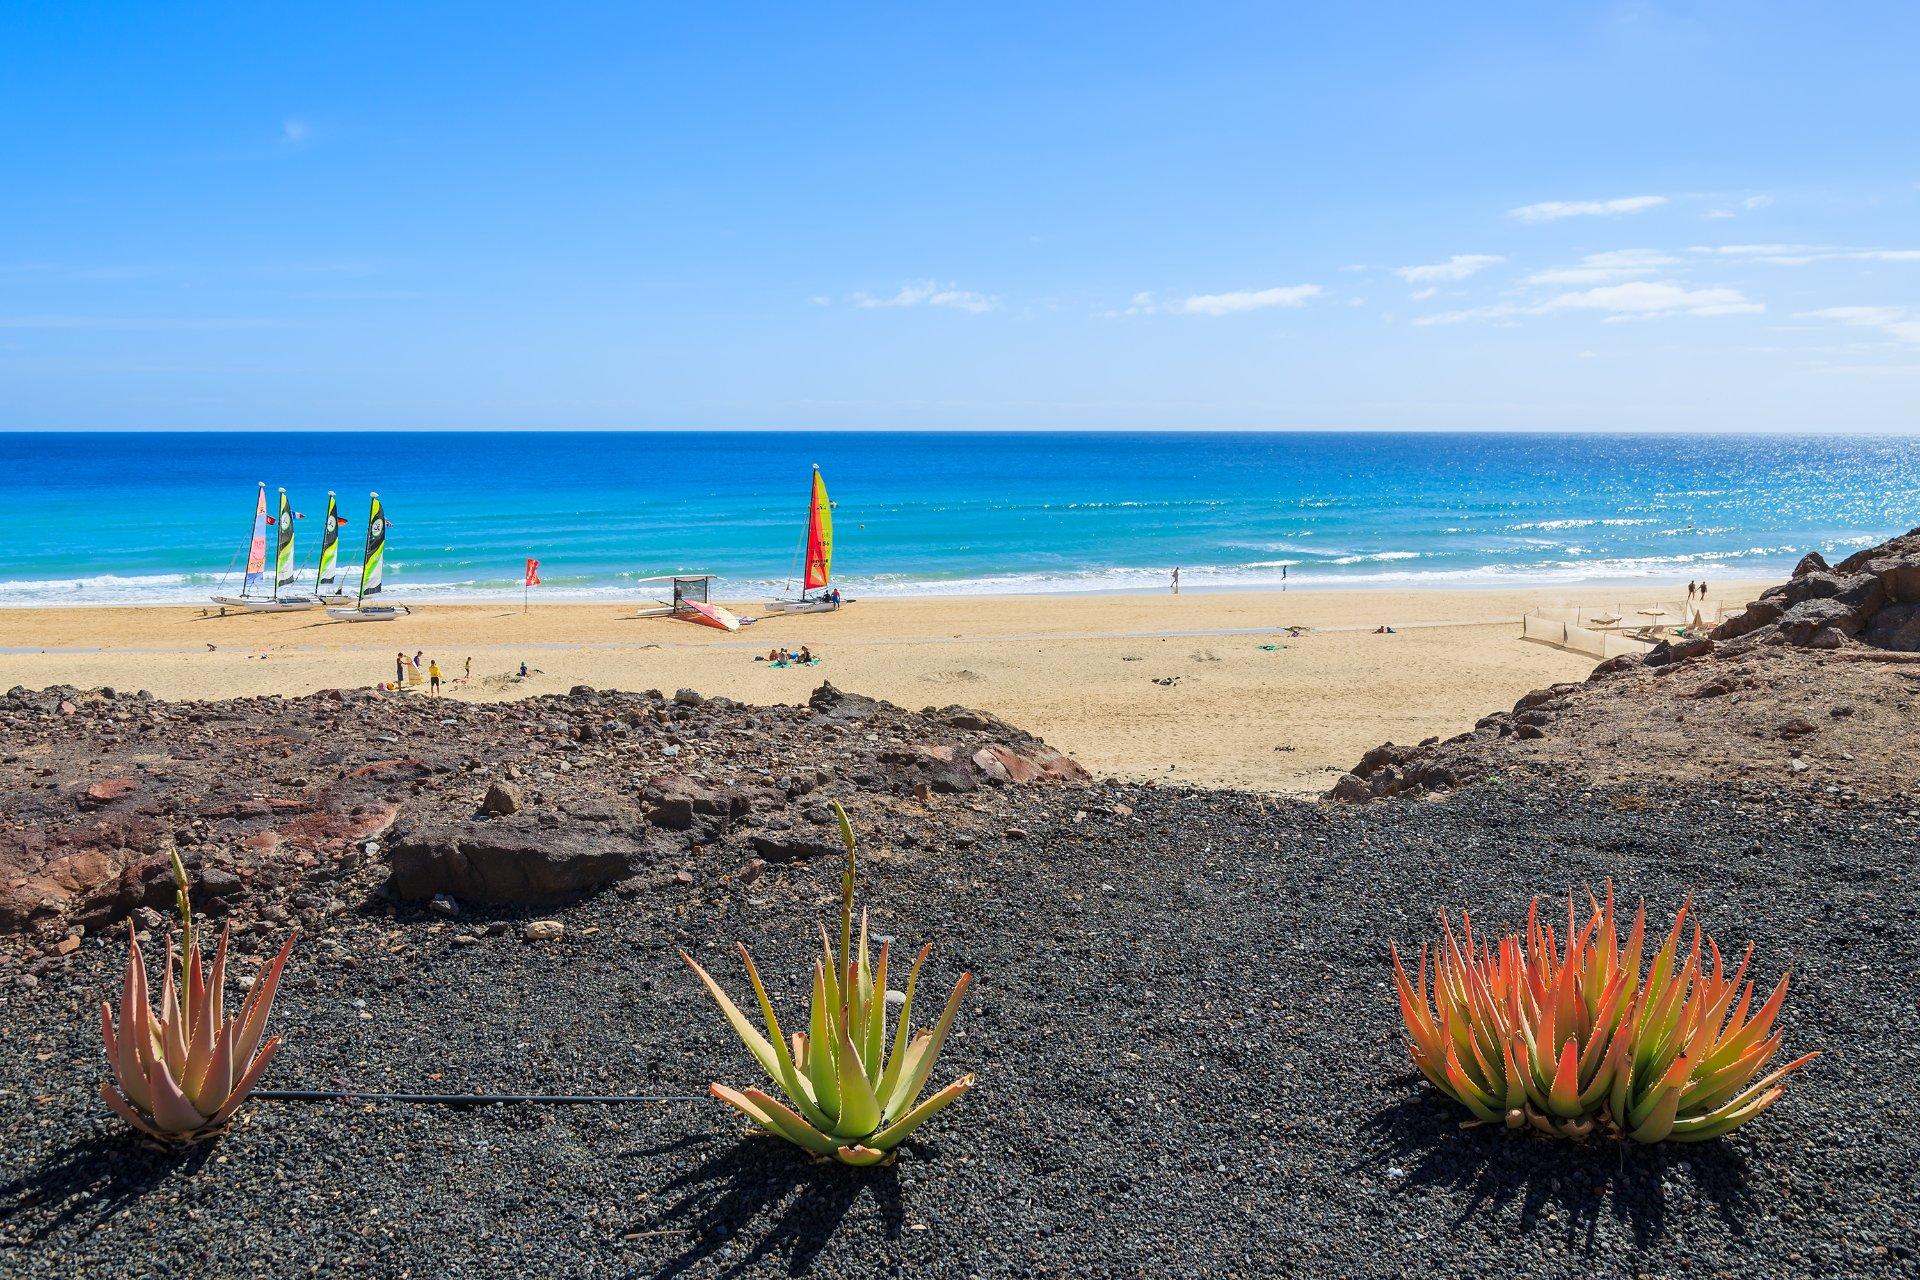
(211, 483), (320, 613)
(327, 491), (410, 622)
(313, 491), (355, 605)
(764, 464), (841, 613)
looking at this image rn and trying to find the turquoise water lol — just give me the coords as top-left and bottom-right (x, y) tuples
(0, 431), (1913, 604)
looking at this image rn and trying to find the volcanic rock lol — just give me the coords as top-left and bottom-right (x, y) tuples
(385, 820), (650, 906)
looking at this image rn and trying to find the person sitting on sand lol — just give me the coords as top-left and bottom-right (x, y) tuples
(797, 645), (813, 664)
(1373, 625), (1396, 635)
(518, 661), (529, 678)
(428, 659), (442, 695)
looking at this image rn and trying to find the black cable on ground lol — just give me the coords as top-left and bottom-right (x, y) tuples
(254, 1089), (708, 1106)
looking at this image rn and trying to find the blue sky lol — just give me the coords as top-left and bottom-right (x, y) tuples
(2, 2), (1916, 432)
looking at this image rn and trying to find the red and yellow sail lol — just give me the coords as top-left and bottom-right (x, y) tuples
(803, 466), (833, 590)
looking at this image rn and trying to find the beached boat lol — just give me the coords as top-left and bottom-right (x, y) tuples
(764, 465), (841, 613)
(327, 491), (410, 622)
(212, 484), (320, 612)
(635, 573), (745, 630)
(313, 491), (356, 605)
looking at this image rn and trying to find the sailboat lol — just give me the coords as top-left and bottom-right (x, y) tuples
(313, 491), (355, 605)
(764, 465), (842, 613)
(327, 491), (410, 622)
(211, 483), (320, 612)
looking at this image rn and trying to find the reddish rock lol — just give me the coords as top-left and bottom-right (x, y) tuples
(82, 777), (139, 805)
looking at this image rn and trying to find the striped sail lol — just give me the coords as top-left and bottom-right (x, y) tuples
(803, 466), (833, 590)
(315, 491), (342, 594)
(358, 492), (386, 601)
(241, 483), (269, 597)
(273, 488), (298, 596)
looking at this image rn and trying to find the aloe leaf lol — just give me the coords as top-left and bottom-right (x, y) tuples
(734, 944), (828, 1125)
(713, 1084), (839, 1156)
(681, 950), (782, 1083)
(887, 971), (971, 1116)
(834, 1023), (884, 1139)
(833, 1144), (892, 1166)
(876, 943), (930, 1111)
(208, 1035), (282, 1128)
(806, 963), (840, 1122)
(98, 1080), (168, 1141)
(233, 930), (298, 1068)
(868, 1073), (977, 1150)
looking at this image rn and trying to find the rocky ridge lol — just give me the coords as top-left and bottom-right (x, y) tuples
(1330, 524), (1920, 803)
(0, 679), (1089, 968)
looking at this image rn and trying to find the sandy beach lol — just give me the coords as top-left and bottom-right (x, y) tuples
(0, 584), (1759, 792)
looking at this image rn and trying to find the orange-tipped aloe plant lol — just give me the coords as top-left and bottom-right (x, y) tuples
(1390, 883), (1818, 1143)
(100, 850), (298, 1144)
(682, 801), (974, 1166)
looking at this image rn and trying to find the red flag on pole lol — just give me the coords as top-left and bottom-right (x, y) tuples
(524, 559), (541, 586)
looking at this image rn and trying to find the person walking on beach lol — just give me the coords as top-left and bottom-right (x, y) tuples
(1171, 567), (1181, 595)
(1686, 579), (1697, 605)
(428, 658), (442, 695)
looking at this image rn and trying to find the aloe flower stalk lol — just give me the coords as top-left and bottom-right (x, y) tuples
(682, 801), (975, 1165)
(99, 850), (298, 1144)
(1390, 883), (1818, 1143)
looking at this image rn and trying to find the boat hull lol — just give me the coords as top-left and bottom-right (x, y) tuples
(681, 601), (741, 631)
(210, 596), (321, 613)
(764, 598), (839, 614)
(326, 606), (411, 623)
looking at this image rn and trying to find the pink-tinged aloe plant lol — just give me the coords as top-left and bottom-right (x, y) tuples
(1390, 883), (1818, 1143)
(682, 801), (974, 1166)
(100, 850), (298, 1144)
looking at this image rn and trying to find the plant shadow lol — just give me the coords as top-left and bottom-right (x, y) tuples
(0, 1132), (213, 1245)
(1353, 1091), (1756, 1253)
(630, 1132), (909, 1278)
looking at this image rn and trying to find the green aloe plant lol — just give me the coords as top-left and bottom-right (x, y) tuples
(682, 801), (974, 1165)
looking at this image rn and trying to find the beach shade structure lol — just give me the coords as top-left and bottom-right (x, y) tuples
(635, 574), (742, 631)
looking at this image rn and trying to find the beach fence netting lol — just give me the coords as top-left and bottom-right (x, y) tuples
(1520, 600), (1745, 660)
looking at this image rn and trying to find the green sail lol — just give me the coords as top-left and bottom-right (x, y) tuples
(273, 488), (298, 597)
(359, 492), (386, 601)
(315, 492), (341, 594)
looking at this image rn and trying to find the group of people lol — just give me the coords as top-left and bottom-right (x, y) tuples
(394, 650), (472, 694)
(761, 645), (816, 666)
(1686, 579), (1712, 603)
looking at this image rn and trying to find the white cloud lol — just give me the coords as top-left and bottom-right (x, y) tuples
(1409, 286), (1438, 301)
(808, 295), (832, 307)
(1743, 195), (1775, 210)
(1525, 249), (1678, 286)
(280, 119), (311, 145)
(1394, 254), (1504, 284)
(1414, 280), (1760, 326)
(1176, 285), (1322, 316)
(1799, 305), (1920, 345)
(1545, 281), (1761, 318)
(1508, 195), (1667, 223)
(1691, 244), (1920, 266)
(852, 281), (996, 313)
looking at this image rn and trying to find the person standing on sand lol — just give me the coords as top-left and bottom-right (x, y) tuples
(463, 656), (472, 683)
(395, 652), (405, 685)
(428, 658), (442, 695)
(1687, 579), (1697, 604)
(1171, 567), (1181, 595)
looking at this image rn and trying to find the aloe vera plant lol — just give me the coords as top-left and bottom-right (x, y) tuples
(682, 801), (974, 1165)
(1391, 884), (1818, 1143)
(100, 850), (298, 1144)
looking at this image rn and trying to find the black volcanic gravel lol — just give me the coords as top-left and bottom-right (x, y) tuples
(3, 779), (1917, 1278)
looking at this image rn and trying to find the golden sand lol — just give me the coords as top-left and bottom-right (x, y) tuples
(0, 585), (1759, 794)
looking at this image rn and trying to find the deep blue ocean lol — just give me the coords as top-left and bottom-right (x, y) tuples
(0, 432), (1914, 605)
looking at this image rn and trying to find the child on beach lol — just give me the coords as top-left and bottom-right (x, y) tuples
(428, 659), (442, 694)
